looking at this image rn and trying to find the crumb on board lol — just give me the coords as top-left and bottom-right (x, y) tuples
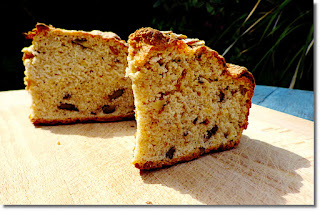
(57, 141), (61, 145)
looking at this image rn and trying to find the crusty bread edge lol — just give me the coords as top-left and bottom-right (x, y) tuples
(23, 23), (127, 44)
(134, 138), (241, 170)
(31, 114), (135, 126)
(226, 63), (255, 130)
(127, 27), (227, 69)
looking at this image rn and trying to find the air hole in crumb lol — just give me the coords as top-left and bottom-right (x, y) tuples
(231, 90), (238, 95)
(183, 131), (189, 136)
(157, 59), (164, 66)
(193, 117), (198, 124)
(195, 52), (203, 60)
(63, 93), (71, 100)
(197, 76), (205, 84)
(219, 91), (225, 102)
(200, 119), (209, 125)
(240, 85), (248, 95)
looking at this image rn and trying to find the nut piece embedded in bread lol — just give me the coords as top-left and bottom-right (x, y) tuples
(22, 23), (134, 125)
(126, 27), (255, 170)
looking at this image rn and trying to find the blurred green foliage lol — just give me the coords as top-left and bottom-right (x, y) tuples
(152, 0), (313, 90)
(0, 0), (313, 91)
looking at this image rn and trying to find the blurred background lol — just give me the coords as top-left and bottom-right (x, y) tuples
(0, 0), (313, 91)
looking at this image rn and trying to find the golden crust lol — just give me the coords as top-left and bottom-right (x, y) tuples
(128, 28), (255, 83)
(128, 27), (253, 81)
(128, 27), (169, 47)
(23, 23), (127, 47)
(226, 63), (255, 85)
(31, 114), (135, 126)
(226, 63), (255, 130)
(134, 138), (241, 170)
(23, 23), (51, 39)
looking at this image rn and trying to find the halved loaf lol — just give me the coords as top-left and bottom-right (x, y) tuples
(126, 28), (255, 170)
(22, 23), (134, 125)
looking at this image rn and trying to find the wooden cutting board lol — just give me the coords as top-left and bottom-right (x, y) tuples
(0, 90), (314, 205)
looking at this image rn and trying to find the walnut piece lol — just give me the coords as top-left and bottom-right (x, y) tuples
(205, 125), (218, 139)
(166, 146), (176, 159)
(72, 38), (91, 49)
(58, 103), (79, 111)
(102, 105), (116, 114)
(109, 89), (124, 100)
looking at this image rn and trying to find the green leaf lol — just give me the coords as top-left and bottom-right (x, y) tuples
(206, 2), (215, 14)
(153, 0), (162, 8)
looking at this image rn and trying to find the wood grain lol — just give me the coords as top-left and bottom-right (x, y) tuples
(252, 85), (314, 121)
(0, 90), (314, 205)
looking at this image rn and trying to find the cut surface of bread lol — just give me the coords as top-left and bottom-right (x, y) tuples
(126, 28), (255, 170)
(22, 23), (134, 125)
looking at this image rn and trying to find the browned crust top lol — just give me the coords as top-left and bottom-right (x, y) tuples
(23, 23), (51, 39)
(226, 63), (255, 85)
(128, 27), (255, 86)
(24, 23), (127, 46)
(128, 27), (168, 47)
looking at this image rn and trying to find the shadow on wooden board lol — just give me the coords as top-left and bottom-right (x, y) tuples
(140, 135), (311, 205)
(37, 120), (137, 138)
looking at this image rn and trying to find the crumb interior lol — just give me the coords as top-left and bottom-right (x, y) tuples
(127, 43), (252, 165)
(23, 28), (134, 123)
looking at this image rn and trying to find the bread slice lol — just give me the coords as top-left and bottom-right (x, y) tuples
(22, 23), (134, 125)
(126, 28), (255, 170)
